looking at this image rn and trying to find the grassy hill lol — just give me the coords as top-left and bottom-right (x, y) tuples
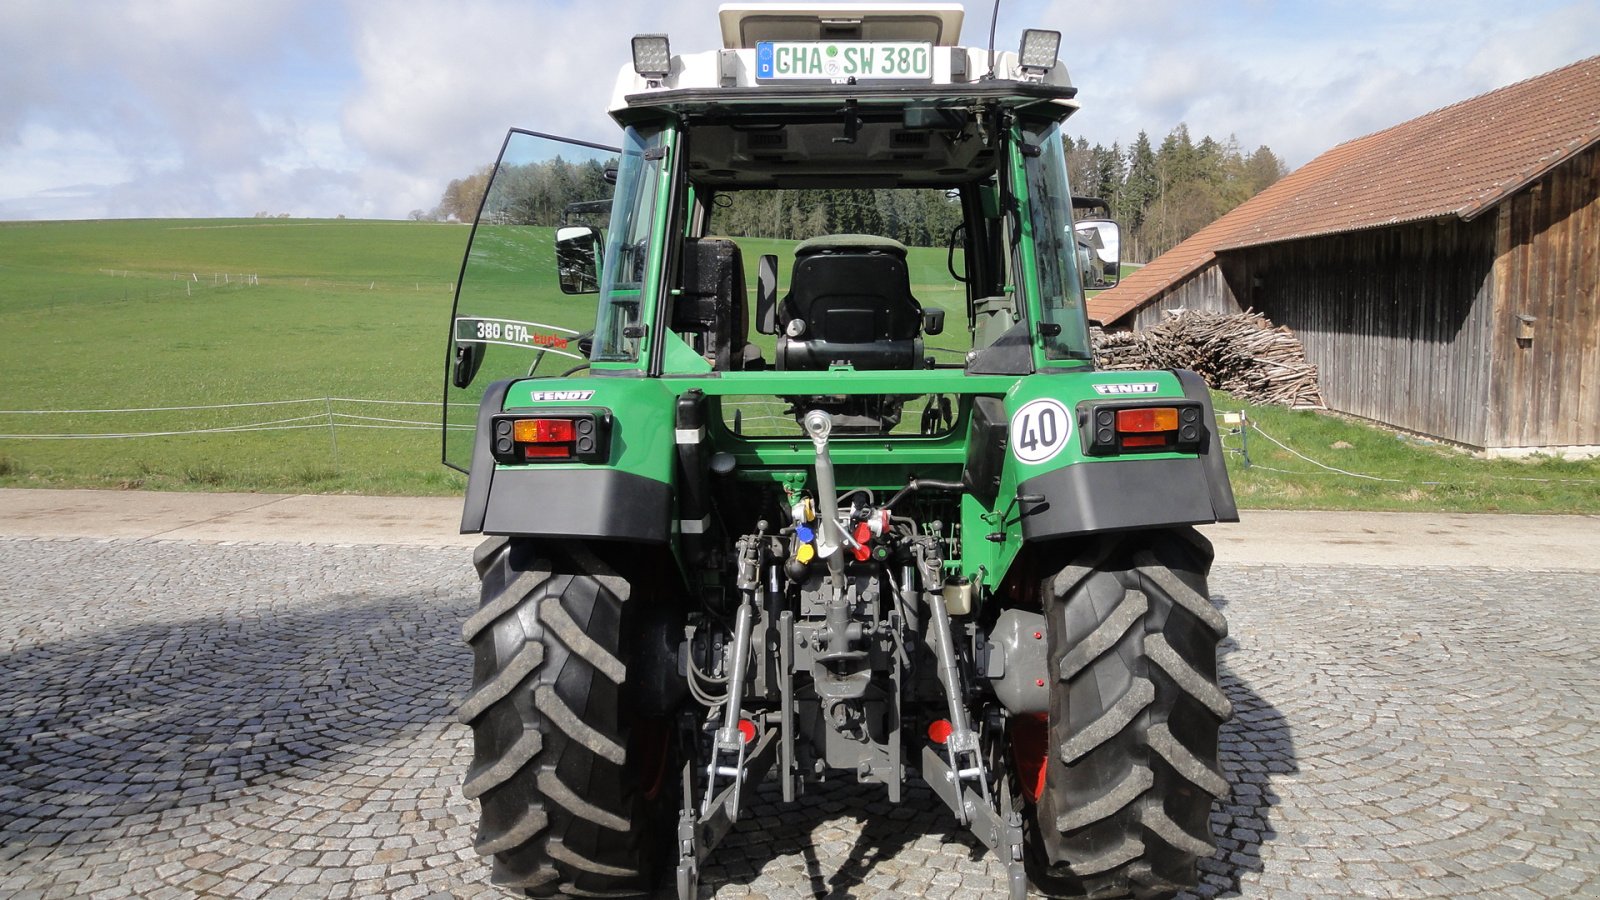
(1, 218), (1594, 510)
(0, 218), (469, 494)
(0, 219), (960, 495)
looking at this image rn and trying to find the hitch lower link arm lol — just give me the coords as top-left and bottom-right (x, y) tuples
(915, 542), (1030, 900)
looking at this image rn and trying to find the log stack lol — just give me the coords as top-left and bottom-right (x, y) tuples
(1092, 310), (1325, 408)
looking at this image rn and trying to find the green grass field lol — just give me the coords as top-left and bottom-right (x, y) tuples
(0, 218), (468, 494)
(1214, 396), (1600, 513)
(1, 218), (1595, 511)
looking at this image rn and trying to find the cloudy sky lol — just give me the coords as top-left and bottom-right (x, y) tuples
(1, 0), (1595, 221)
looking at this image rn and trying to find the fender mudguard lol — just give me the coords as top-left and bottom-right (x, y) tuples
(1018, 370), (1238, 540)
(460, 379), (672, 542)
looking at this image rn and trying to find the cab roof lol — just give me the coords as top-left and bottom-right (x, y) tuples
(717, 2), (965, 49)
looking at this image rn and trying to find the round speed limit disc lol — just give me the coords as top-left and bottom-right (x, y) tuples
(1009, 397), (1074, 465)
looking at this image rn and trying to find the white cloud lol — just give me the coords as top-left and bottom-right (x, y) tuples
(0, 0), (1594, 220)
(1050, 0), (1600, 167)
(337, 0), (727, 215)
(0, 0), (343, 218)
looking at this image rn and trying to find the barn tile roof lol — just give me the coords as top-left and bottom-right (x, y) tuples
(1088, 54), (1600, 326)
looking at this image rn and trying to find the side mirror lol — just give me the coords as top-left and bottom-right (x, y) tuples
(755, 254), (779, 334)
(1073, 219), (1121, 289)
(452, 340), (485, 389)
(922, 307), (946, 336)
(556, 225), (602, 294)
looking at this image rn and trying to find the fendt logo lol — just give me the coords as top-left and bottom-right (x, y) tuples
(1092, 383), (1161, 395)
(528, 390), (594, 402)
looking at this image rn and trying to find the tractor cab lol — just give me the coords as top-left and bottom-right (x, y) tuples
(443, 3), (1122, 459)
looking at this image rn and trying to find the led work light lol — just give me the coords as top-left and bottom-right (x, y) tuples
(632, 34), (672, 79)
(1017, 29), (1060, 75)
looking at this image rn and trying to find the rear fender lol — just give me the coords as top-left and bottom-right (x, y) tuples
(964, 369), (1236, 587)
(461, 377), (676, 543)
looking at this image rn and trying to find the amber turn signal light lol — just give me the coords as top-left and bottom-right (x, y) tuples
(1115, 407), (1179, 433)
(491, 411), (610, 464)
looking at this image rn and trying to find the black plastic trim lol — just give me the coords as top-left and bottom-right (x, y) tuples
(460, 379), (514, 533)
(623, 81), (1077, 111)
(1018, 457), (1224, 540)
(1173, 368), (1240, 523)
(647, 127), (687, 377)
(963, 396), (1008, 506)
(480, 467), (671, 543)
(965, 320), (1034, 374)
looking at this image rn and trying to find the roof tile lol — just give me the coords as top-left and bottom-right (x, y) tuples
(1089, 55), (1600, 325)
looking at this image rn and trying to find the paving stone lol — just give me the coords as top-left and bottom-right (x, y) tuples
(1, 539), (1596, 897)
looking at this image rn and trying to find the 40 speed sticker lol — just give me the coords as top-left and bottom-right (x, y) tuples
(1009, 397), (1074, 465)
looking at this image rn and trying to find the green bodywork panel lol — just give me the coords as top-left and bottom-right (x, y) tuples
(495, 367), (1196, 589)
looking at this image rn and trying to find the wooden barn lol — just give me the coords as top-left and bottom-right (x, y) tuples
(1089, 55), (1600, 456)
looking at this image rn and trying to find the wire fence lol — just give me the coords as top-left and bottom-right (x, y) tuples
(0, 398), (471, 441)
(21, 269), (458, 312)
(2, 401), (1594, 490)
(1217, 412), (1599, 487)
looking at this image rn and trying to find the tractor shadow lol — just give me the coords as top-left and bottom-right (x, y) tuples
(700, 775), (987, 898)
(0, 589), (471, 852)
(699, 589), (1298, 899)
(1180, 589), (1299, 899)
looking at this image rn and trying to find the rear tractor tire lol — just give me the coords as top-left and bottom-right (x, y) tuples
(458, 537), (677, 898)
(1020, 527), (1232, 899)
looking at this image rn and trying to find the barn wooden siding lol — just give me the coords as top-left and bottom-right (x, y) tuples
(1107, 144), (1596, 450)
(1490, 142), (1600, 449)
(1125, 264), (1244, 331)
(1223, 218), (1500, 447)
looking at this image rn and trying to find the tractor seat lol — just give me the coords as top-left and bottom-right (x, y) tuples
(776, 234), (925, 371)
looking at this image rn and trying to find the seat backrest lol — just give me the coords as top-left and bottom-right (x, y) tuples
(778, 234), (923, 370)
(676, 237), (748, 370)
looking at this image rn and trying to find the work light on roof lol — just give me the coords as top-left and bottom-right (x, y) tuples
(632, 34), (672, 80)
(1018, 28), (1060, 76)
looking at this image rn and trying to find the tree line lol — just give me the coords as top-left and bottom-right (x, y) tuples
(710, 188), (965, 248)
(421, 124), (1288, 262)
(1068, 126), (1287, 261)
(418, 157), (613, 225)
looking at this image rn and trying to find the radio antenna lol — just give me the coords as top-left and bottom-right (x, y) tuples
(986, 0), (1001, 79)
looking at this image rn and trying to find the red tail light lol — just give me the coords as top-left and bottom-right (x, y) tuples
(1084, 401), (1206, 456)
(1115, 407), (1178, 433)
(514, 418), (576, 443)
(490, 411), (610, 464)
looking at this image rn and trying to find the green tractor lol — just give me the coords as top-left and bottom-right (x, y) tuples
(443, 5), (1236, 898)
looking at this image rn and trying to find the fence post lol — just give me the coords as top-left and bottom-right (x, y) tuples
(324, 397), (341, 473)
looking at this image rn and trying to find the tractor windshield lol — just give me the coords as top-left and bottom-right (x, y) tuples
(1019, 121), (1093, 363)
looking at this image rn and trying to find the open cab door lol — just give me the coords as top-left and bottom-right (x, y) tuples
(442, 130), (620, 471)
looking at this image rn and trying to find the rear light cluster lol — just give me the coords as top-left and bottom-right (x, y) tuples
(490, 411), (610, 464)
(1082, 401), (1205, 456)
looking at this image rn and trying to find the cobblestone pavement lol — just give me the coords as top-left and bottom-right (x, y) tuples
(2, 537), (1597, 899)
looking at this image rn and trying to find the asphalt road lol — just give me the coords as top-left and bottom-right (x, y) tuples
(1, 489), (1597, 898)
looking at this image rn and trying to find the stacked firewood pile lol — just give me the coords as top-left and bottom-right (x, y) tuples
(1092, 310), (1325, 407)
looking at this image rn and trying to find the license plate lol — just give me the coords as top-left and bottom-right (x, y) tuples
(756, 41), (933, 81)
